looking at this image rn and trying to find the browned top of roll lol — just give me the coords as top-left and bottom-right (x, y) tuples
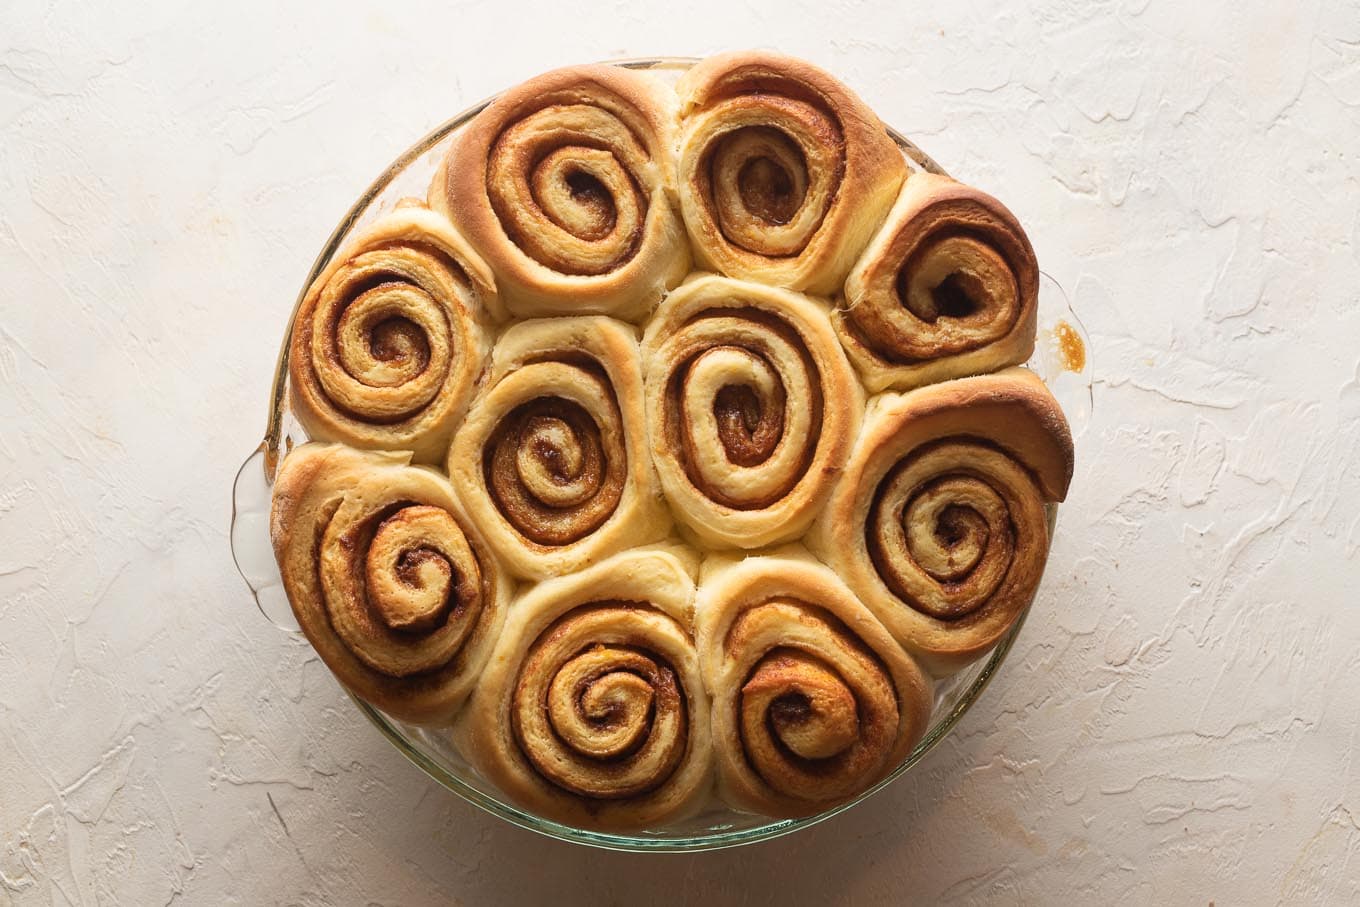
(675, 51), (908, 294)
(436, 64), (684, 319)
(842, 173), (1039, 367)
(863, 367), (1075, 502)
(678, 50), (902, 178)
(269, 443), (508, 725)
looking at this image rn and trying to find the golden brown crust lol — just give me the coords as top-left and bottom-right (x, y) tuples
(695, 548), (931, 818)
(641, 274), (863, 549)
(675, 51), (906, 294)
(288, 202), (495, 464)
(807, 369), (1073, 674)
(447, 316), (669, 579)
(453, 548), (712, 830)
(270, 443), (509, 725)
(435, 65), (689, 321)
(837, 173), (1040, 391)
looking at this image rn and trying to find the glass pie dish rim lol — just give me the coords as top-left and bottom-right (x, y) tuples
(231, 55), (1089, 853)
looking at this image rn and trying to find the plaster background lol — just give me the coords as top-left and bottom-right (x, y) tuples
(2, 0), (1358, 903)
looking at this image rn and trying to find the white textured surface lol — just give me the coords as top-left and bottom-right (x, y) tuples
(2, 0), (1358, 903)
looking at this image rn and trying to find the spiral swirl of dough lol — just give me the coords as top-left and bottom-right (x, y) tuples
(454, 548), (712, 830)
(448, 316), (669, 579)
(675, 51), (906, 294)
(435, 65), (689, 321)
(269, 444), (509, 725)
(696, 550), (931, 818)
(271, 53), (1078, 830)
(288, 202), (494, 464)
(837, 173), (1040, 391)
(642, 275), (861, 549)
(808, 369), (1073, 674)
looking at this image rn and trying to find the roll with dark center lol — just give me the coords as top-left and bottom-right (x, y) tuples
(434, 65), (689, 322)
(675, 51), (906, 294)
(695, 549), (931, 818)
(808, 369), (1073, 674)
(288, 201), (495, 463)
(447, 316), (669, 579)
(641, 274), (862, 549)
(836, 173), (1040, 391)
(269, 443), (509, 725)
(454, 548), (712, 830)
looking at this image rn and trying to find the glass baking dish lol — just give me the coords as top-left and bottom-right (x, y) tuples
(229, 57), (1093, 852)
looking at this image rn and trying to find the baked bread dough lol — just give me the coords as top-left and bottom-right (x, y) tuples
(836, 173), (1040, 391)
(288, 201), (494, 464)
(696, 548), (932, 818)
(270, 52), (1076, 829)
(434, 64), (689, 322)
(641, 273), (862, 549)
(807, 368), (1074, 675)
(446, 315), (669, 580)
(453, 547), (712, 830)
(270, 443), (509, 725)
(674, 50), (907, 294)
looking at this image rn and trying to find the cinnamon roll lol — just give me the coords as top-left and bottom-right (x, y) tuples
(808, 368), (1073, 674)
(288, 201), (494, 464)
(836, 173), (1040, 391)
(641, 274), (862, 549)
(269, 443), (509, 725)
(696, 548), (931, 818)
(674, 51), (907, 294)
(434, 65), (689, 321)
(454, 547), (712, 830)
(447, 316), (668, 579)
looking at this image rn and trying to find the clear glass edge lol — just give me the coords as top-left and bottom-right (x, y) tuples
(227, 56), (1087, 852)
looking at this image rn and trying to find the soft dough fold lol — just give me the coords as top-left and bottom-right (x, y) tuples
(674, 51), (907, 293)
(454, 548), (713, 830)
(696, 548), (931, 818)
(448, 316), (669, 579)
(808, 368), (1073, 674)
(270, 443), (509, 725)
(837, 173), (1040, 391)
(434, 65), (689, 321)
(288, 201), (495, 464)
(642, 274), (862, 549)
